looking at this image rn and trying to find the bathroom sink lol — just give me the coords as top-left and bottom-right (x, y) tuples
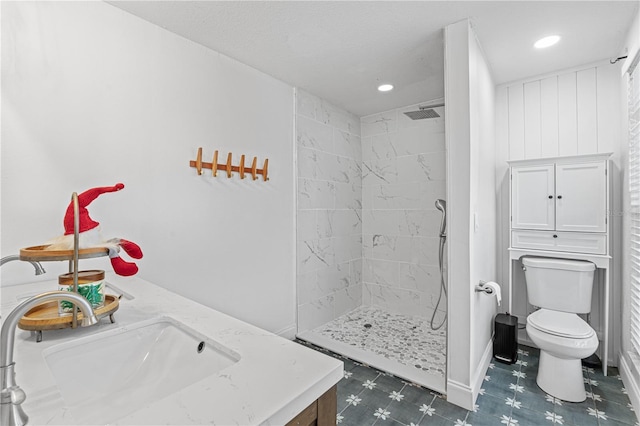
(43, 316), (240, 424)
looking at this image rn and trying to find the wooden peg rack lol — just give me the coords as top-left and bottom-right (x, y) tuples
(189, 148), (269, 181)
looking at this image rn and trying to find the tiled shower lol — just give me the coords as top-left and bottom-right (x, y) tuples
(296, 89), (448, 393)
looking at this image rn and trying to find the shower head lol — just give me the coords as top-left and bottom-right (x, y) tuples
(435, 199), (446, 212)
(403, 103), (444, 120)
(404, 109), (440, 120)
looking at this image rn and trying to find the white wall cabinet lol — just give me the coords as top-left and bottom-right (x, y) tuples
(511, 159), (607, 238)
(511, 164), (555, 230)
(555, 161), (607, 232)
(508, 152), (612, 374)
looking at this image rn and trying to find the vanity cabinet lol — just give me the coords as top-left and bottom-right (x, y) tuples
(286, 385), (337, 426)
(507, 152), (612, 374)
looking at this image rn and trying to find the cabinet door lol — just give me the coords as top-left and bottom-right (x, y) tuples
(511, 164), (555, 230)
(555, 161), (607, 232)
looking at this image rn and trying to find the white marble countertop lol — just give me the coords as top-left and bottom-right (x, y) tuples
(0, 274), (343, 425)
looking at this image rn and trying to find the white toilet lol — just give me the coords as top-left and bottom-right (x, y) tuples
(521, 257), (599, 402)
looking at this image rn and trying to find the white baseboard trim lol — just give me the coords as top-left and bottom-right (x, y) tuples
(447, 337), (493, 411)
(446, 379), (474, 411)
(473, 338), (494, 399)
(275, 324), (297, 340)
(619, 353), (640, 415)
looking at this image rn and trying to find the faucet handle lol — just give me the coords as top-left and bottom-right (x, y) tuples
(2, 386), (26, 405)
(1, 385), (29, 426)
(8, 386), (26, 405)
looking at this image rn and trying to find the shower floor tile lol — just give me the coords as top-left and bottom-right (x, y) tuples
(308, 306), (446, 378)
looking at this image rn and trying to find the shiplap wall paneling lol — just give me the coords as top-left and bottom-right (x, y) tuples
(577, 68), (598, 154)
(508, 84), (525, 160)
(524, 81), (542, 159)
(558, 72), (578, 156)
(596, 65), (619, 153)
(540, 76), (559, 158)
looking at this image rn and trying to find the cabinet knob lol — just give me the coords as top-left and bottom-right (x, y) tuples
(557, 195), (563, 199)
(553, 234), (558, 238)
(548, 195), (553, 199)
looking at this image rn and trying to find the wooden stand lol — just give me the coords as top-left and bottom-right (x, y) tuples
(18, 192), (119, 341)
(18, 295), (119, 342)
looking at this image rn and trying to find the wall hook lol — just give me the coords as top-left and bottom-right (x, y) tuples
(189, 148), (269, 181)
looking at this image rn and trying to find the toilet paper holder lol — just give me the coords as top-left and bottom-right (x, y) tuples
(475, 280), (495, 294)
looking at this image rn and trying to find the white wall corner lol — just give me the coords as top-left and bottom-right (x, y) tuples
(619, 353), (640, 415)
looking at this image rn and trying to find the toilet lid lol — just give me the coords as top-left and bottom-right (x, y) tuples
(527, 309), (595, 339)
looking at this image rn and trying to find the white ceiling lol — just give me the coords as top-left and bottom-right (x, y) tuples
(107, 1), (638, 117)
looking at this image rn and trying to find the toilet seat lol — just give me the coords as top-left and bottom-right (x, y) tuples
(527, 309), (595, 339)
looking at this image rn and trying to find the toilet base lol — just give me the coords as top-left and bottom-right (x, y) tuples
(537, 351), (586, 402)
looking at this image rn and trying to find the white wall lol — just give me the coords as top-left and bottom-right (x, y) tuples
(360, 102), (446, 319)
(444, 19), (497, 410)
(1, 2), (296, 336)
(295, 89), (362, 334)
(495, 61), (624, 361)
(469, 26), (498, 381)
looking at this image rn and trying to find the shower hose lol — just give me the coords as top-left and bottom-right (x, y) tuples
(430, 233), (447, 330)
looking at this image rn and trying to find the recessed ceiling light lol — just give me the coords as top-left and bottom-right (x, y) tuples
(534, 35), (560, 49)
(378, 84), (394, 92)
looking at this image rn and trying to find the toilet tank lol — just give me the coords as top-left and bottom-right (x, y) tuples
(522, 257), (595, 314)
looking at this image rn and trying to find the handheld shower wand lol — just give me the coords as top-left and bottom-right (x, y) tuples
(431, 199), (447, 330)
(435, 199), (446, 238)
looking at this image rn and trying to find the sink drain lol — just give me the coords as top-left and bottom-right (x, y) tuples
(197, 341), (205, 353)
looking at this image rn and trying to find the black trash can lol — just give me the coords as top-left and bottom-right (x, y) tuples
(493, 313), (518, 364)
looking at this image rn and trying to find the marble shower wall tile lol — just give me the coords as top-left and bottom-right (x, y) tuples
(296, 115), (333, 152)
(363, 283), (423, 317)
(363, 258), (399, 287)
(397, 263), (441, 295)
(298, 294), (335, 332)
(296, 89), (318, 120)
(334, 129), (361, 162)
(361, 101), (446, 318)
(297, 178), (335, 210)
(334, 284), (362, 318)
(361, 109), (398, 137)
(296, 90), (362, 333)
(297, 96), (447, 331)
(335, 182), (362, 210)
(372, 181), (446, 210)
(296, 89), (361, 137)
(297, 238), (336, 275)
(317, 209), (362, 238)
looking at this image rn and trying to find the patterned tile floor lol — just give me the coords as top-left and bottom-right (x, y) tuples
(298, 341), (638, 426)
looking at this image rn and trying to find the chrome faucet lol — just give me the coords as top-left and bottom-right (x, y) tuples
(0, 256), (46, 276)
(1, 291), (98, 426)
